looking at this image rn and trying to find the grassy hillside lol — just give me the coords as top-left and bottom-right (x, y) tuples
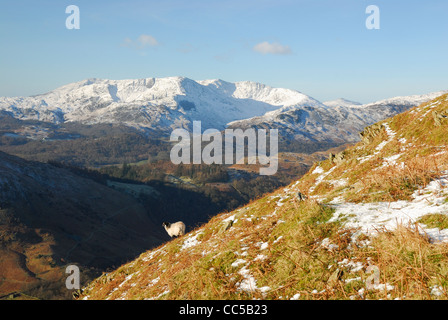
(78, 94), (448, 300)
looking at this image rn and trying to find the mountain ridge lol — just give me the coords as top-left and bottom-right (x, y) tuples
(0, 77), (324, 133)
(323, 98), (362, 108)
(1, 77), (446, 146)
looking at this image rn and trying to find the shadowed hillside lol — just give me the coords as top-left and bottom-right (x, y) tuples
(0, 151), (167, 299)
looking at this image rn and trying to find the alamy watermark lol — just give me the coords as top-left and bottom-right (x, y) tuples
(366, 5), (380, 30)
(66, 5), (80, 30)
(65, 5), (379, 30)
(365, 264), (380, 290)
(170, 121), (278, 175)
(65, 265), (80, 290)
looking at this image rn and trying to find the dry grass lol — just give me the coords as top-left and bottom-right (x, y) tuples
(353, 223), (448, 299)
(78, 94), (448, 300)
(78, 192), (448, 300)
(348, 152), (446, 203)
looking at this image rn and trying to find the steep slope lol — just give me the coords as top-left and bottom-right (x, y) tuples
(0, 151), (166, 298)
(79, 93), (448, 300)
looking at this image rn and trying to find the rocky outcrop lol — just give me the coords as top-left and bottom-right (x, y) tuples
(359, 123), (384, 144)
(433, 110), (448, 126)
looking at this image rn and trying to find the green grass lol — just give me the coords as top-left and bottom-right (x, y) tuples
(419, 214), (448, 230)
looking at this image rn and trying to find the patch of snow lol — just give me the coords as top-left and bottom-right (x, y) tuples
(329, 178), (348, 188)
(231, 259), (247, 267)
(254, 254), (267, 261)
(329, 171), (448, 242)
(383, 153), (402, 166)
(235, 264), (270, 295)
(383, 123), (396, 139)
(320, 238), (339, 251)
(273, 236), (283, 244)
(328, 196), (345, 204)
(149, 277), (160, 286)
(223, 214), (236, 222)
(375, 141), (388, 152)
(312, 166), (324, 175)
(370, 283), (394, 291)
(358, 154), (374, 164)
(236, 265), (258, 292)
(145, 289), (170, 300)
(141, 248), (163, 262)
(345, 277), (362, 284)
(258, 241), (269, 250)
(290, 293), (301, 300)
(338, 258), (364, 273)
(431, 285), (444, 297)
(309, 166), (336, 193)
(180, 232), (201, 250)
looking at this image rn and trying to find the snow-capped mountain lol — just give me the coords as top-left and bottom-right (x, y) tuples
(323, 98), (362, 108)
(0, 77), (446, 145)
(228, 90), (448, 144)
(0, 77), (324, 133)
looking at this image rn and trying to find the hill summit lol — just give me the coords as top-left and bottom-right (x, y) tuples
(78, 93), (448, 300)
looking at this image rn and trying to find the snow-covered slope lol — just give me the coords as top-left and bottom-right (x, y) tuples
(301, 92), (448, 242)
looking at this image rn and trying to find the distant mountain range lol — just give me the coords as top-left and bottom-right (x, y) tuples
(1, 77), (446, 146)
(0, 77), (323, 134)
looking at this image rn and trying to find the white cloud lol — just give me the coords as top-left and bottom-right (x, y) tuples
(253, 41), (291, 55)
(138, 34), (159, 47)
(121, 34), (159, 50)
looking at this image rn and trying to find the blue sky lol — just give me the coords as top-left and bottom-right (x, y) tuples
(0, 0), (447, 103)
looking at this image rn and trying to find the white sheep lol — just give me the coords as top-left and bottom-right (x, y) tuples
(162, 221), (186, 238)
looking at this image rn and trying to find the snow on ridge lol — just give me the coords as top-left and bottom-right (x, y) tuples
(356, 122), (397, 164)
(356, 90), (448, 109)
(0, 76), (323, 131)
(323, 98), (362, 108)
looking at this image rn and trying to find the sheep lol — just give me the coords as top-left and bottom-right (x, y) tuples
(162, 221), (186, 238)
